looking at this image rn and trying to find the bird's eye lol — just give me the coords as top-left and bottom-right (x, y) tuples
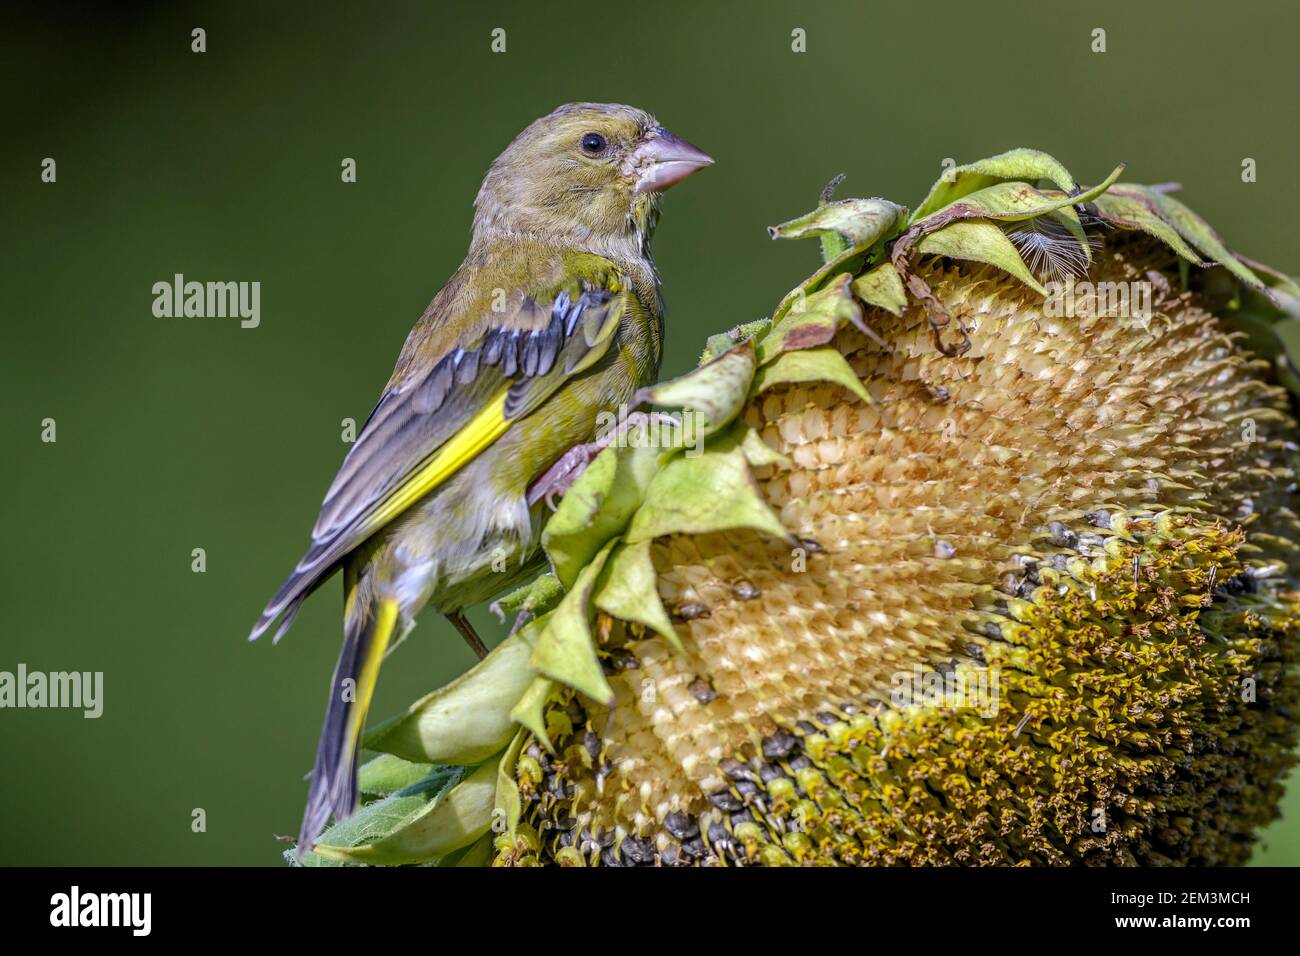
(580, 132), (607, 156)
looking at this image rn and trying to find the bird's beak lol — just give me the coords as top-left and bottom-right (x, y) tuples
(630, 127), (714, 194)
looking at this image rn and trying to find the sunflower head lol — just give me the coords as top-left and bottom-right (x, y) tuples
(297, 149), (1300, 868)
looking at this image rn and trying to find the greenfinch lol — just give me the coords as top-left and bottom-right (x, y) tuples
(248, 103), (712, 854)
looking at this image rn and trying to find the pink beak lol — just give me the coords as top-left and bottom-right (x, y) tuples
(631, 127), (714, 194)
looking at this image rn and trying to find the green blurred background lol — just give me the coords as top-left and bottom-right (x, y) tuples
(2, 0), (1297, 865)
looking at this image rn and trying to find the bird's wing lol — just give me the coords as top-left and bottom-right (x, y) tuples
(250, 247), (627, 641)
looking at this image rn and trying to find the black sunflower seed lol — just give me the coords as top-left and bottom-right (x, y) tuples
(664, 812), (699, 840)
(620, 836), (655, 865)
(761, 730), (799, 760)
(689, 678), (717, 704)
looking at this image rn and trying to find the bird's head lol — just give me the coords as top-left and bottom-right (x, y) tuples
(472, 102), (713, 256)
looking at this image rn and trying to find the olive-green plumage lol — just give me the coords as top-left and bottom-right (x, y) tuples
(247, 103), (712, 854)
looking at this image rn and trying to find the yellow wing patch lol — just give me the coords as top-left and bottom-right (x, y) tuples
(354, 389), (511, 538)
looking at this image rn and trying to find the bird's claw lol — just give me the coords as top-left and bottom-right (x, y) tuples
(527, 442), (605, 509)
(527, 411), (677, 509)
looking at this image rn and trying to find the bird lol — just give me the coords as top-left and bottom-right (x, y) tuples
(247, 102), (713, 856)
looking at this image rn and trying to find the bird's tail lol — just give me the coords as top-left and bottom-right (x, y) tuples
(295, 593), (400, 858)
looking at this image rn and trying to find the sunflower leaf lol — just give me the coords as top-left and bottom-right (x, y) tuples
(769, 197), (908, 250)
(913, 220), (1046, 294)
(626, 441), (788, 545)
(494, 729), (527, 839)
(593, 539), (681, 650)
(357, 753), (437, 797)
(911, 148), (1081, 223)
(758, 274), (864, 363)
(1143, 187), (1270, 297)
(529, 541), (616, 704)
(1093, 185), (1207, 266)
(543, 442), (661, 590)
(293, 764), (465, 867)
(851, 262), (909, 314)
(363, 632), (534, 765)
(752, 346), (871, 404)
(636, 340), (756, 437)
(509, 675), (556, 752)
(311, 759), (499, 866)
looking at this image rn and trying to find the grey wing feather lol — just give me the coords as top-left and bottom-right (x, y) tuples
(248, 286), (619, 642)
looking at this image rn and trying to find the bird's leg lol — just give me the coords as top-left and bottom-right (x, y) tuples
(526, 443), (605, 510)
(527, 411), (678, 509)
(446, 610), (489, 660)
